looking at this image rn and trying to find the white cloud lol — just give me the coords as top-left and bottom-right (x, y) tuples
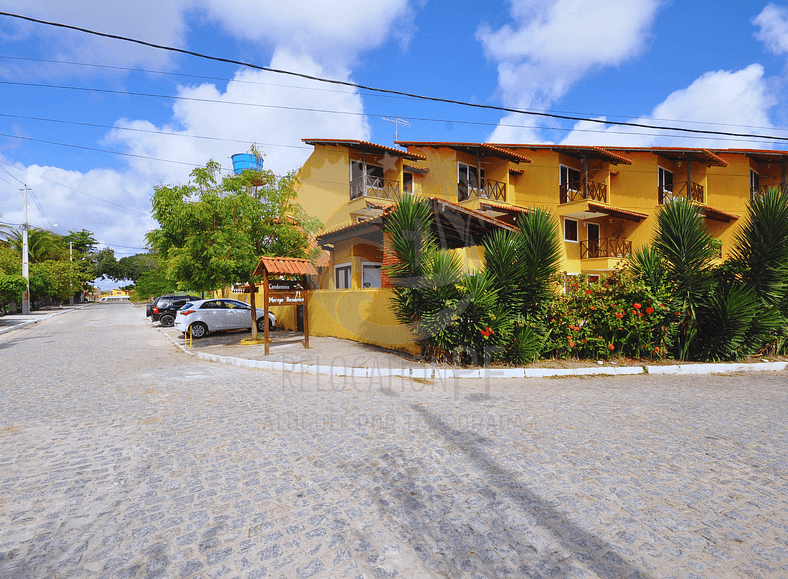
(197, 0), (415, 71)
(106, 50), (370, 183)
(0, 0), (417, 257)
(754, 3), (788, 55)
(0, 0), (192, 75)
(479, 0), (662, 142)
(0, 155), (156, 254)
(479, 0), (662, 107)
(559, 64), (776, 148)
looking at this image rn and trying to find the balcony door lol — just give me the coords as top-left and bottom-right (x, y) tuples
(659, 167), (674, 203)
(458, 162), (484, 201)
(587, 223), (600, 258)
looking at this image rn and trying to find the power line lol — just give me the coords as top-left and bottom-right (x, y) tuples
(0, 112), (312, 150)
(0, 131), (201, 167)
(3, 54), (786, 136)
(0, 160), (151, 217)
(0, 164), (26, 186)
(2, 82), (784, 147)
(2, 11), (788, 143)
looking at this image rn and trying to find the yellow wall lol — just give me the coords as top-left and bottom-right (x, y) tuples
(308, 289), (419, 354)
(296, 145), (353, 231)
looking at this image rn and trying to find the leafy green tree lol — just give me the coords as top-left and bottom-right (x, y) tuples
(91, 247), (122, 281)
(62, 229), (98, 254)
(130, 267), (177, 301)
(117, 253), (156, 283)
(148, 157), (320, 339)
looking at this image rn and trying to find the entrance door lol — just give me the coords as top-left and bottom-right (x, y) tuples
(587, 223), (600, 258)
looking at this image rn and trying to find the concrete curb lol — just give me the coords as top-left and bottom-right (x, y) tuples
(0, 305), (87, 336)
(160, 328), (788, 379)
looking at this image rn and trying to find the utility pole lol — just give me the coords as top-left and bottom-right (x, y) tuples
(21, 186), (30, 315)
(69, 241), (74, 305)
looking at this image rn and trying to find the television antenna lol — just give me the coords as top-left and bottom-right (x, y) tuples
(382, 117), (411, 142)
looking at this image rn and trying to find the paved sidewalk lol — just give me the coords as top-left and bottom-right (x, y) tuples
(154, 317), (788, 380)
(0, 304), (86, 336)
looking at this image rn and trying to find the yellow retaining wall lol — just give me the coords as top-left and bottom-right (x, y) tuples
(307, 289), (419, 355)
(214, 286), (419, 355)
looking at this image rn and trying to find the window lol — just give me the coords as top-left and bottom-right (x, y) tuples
(658, 167), (673, 192)
(458, 162), (484, 200)
(335, 264), (351, 289)
(560, 165), (581, 191)
(362, 263), (382, 288)
(564, 218), (578, 242)
(750, 169), (759, 199)
(587, 274), (600, 284)
(350, 161), (384, 181)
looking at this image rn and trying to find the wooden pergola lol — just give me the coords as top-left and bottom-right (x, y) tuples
(252, 256), (318, 355)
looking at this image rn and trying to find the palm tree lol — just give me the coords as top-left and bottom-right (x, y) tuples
(6, 227), (64, 263)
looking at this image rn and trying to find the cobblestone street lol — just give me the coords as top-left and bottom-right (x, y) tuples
(1, 304), (787, 579)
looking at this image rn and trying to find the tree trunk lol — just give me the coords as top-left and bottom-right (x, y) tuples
(249, 281), (258, 340)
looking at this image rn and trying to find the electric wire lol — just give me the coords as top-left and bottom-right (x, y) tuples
(1, 11), (787, 143)
(0, 160), (151, 217)
(4, 54), (784, 135)
(0, 112), (312, 150)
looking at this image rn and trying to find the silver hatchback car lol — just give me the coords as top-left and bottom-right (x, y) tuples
(174, 298), (276, 338)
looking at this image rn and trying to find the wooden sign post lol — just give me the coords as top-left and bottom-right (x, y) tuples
(253, 257), (317, 356)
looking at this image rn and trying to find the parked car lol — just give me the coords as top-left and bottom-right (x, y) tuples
(174, 298), (276, 338)
(146, 294), (201, 327)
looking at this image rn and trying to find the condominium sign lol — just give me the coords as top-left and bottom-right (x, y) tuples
(267, 280), (304, 306)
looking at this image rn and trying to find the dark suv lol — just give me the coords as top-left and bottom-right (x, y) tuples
(146, 294), (201, 327)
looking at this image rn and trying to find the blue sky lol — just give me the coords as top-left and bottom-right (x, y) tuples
(2, 0), (788, 288)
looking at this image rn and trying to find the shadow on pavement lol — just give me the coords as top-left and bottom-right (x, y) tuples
(350, 403), (647, 577)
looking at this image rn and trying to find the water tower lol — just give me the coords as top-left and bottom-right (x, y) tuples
(231, 153), (265, 187)
(231, 153), (264, 175)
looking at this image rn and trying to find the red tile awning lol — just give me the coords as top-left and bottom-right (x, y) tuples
(587, 202), (648, 222)
(698, 205), (739, 222)
(253, 256), (318, 277)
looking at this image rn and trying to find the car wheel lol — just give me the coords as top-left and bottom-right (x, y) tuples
(145, 305), (152, 317)
(256, 317), (267, 333)
(190, 322), (208, 339)
(159, 314), (175, 327)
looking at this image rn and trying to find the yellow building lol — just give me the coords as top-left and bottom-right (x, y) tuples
(283, 140), (788, 352)
(295, 140), (788, 286)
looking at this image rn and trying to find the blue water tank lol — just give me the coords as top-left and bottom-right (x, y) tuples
(231, 153), (264, 175)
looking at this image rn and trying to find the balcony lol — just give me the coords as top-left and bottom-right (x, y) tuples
(458, 178), (506, 202)
(350, 175), (401, 200)
(560, 179), (607, 204)
(659, 181), (704, 204)
(580, 238), (632, 259)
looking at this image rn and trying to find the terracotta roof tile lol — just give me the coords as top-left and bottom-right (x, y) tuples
(302, 138), (426, 160)
(254, 256), (318, 277)
(479, 200), (529, 213)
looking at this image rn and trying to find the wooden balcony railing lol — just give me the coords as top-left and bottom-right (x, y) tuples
(659, 181), (704, 204)
(458, 178), (506, 202)
(350, 175), (401, 200)
(580, 238), (632, 259)
(559, 179), (607, 203)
